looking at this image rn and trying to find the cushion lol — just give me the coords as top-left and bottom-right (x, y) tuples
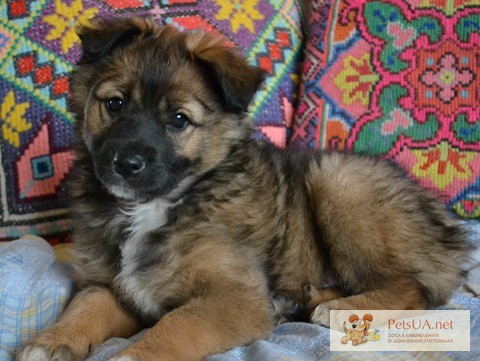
(291, 0), (480, 219)
(0, 236), (73, 359)
(0, 0), (304, 242)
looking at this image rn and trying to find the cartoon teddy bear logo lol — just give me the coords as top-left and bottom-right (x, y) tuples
(341, 314), (373, 346)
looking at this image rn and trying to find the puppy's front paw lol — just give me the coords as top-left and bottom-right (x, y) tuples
(310, 303), (331, 327)
(17, 344), (78, 361)
(16, 345), (50, 361)
(16, 331), (89, 361)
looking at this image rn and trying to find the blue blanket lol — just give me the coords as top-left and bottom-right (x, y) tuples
(83, 293), (480, 361)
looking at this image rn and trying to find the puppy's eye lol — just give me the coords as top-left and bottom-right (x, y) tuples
(106, 98), (123, 113)
(169, 113), (190, 130)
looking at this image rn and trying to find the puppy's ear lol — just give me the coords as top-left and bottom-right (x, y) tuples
(76, 17), (155, 64)
(363, 314), (373, 322)
(348, 314), (359, 323)
(186, 32), (265, 113)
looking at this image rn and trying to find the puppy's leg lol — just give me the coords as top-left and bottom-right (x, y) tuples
(305, 285), (343, 306)
(310, 280), (426, 326)
(17, 286), (141, 361)
(304, 285), (343, 318)
(108, 279), (272, 361)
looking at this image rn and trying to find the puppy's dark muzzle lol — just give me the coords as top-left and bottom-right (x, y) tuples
(93, 117), (189, 198)
(113, 152), (147, 178)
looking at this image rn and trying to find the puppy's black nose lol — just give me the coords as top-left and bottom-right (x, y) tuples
(352, 325), (356, 328)
(113, 154), (146, 177)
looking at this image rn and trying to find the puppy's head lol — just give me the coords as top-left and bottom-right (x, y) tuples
(72, 17), (264, 201)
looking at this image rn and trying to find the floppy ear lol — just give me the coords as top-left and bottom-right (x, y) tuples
(363, 314), (373, 322)
(349, 314), (359, 323)
(76, 17), (155, 65)
(186, 32), (265, 113)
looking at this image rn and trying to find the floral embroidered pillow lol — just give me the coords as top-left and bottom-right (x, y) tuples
(291, 0), (480, 219)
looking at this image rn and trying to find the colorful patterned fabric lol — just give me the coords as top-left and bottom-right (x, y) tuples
(292, 0), (480, 219)
(0, 0), (303, 242)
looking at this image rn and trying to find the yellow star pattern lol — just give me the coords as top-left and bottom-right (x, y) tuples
(1, 91), (31, 148)
(43, 0), (98, 53)
(215, 0), (264, 33)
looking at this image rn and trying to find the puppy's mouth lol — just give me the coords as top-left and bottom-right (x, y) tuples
(93, 154), (194, 202)
(97, 172), (150, 201)
(94, 165), (175, 201)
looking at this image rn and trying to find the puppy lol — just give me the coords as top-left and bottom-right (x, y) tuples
(341, 314), (372, 346)
(17, 17), (470, 361)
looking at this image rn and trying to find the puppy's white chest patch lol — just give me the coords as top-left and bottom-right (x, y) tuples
(122, 198), (173, 242)
(116, 199), (176, 317)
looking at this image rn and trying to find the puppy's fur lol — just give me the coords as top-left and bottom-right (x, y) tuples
(17, 17), (470, 361)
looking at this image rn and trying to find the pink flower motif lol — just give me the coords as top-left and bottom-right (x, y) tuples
(404, 39), (479, 118)
(420, 54), (474, 103)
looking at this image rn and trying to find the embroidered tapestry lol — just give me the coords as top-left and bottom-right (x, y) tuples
(292, 0), (480, 219)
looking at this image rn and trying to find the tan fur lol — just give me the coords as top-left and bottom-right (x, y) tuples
(16, 18), (470, 361)
(305, 285), (343, 310)
(105, 233), (272, 361)
(307, 154), (464, 302)
(17, 287), (140, 360)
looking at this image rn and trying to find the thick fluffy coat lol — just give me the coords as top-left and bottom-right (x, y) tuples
(17, 18), (469, 361)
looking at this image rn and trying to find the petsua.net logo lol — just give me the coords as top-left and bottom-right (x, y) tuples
(330, 310), (470, 351)
(341, 313), (380, 346)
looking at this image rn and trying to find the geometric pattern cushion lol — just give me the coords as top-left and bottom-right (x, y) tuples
(292, 0), (480, 219)
(0, 0), (304, 242)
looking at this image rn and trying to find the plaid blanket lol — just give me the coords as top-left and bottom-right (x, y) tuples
(0, 236), (72, 360)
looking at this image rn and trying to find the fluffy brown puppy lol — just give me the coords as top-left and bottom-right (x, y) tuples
(17, 17), (470, 361)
